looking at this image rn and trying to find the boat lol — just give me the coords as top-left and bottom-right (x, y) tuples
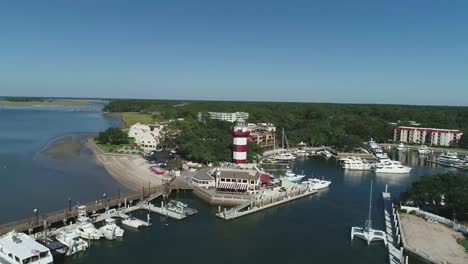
(273, 152), (296, 162)
(304, 178), (331, 190)
(465, 154), (468, 163)
(339, 157), (372, 171)
(372, 160), (411, 174)
(37, 239), (68, 263)
(319, 149), (332, 158)
(396, 143), (407, 151)
(0, 231), (54, 264)
(121, 217), (149, 229)
(55, 230), (88, 256)
(75, 222), (103, 240)
(437, 152), (462, 165)
(294, 149), (309, 157)
(417, 145), (429, 154)
(282, 170), (305, 183)
(99, 218), (125, 240)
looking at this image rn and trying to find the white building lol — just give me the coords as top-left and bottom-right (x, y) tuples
(214, 168), (260, 194)
(247, 123), (276, 132)
(191, 168), (216, 189)
(128, 123), (164, 152)
(203, 112), (249, 123)
(394, 126), (463, 146)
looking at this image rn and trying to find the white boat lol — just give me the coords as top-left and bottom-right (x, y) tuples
(75, 223), (103, 240)
(0, 231), (54, 264)
(396, 143), (407, 151)
(294, 149), (309, 157)
(55, 230), (89, 256)
(417, 145), (429, 154)
(465, 154), (468, 163)
(319, 149), (332, 158)
(372, 160), (411, 174)
(375, 152), (388, 160)
(339, 157), (372, 171)
(122, 217), (149, 229)
(273, 152), (296, 162)
(304, 178), (331, 190)
(437, 152), (462, 165)
(283, 170), (305, 183)
(99, 218), (124, 240)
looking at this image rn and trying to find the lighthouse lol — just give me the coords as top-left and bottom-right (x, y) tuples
(231, 119), (250, 164)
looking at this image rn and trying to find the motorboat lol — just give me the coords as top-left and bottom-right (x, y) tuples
(396, 143), (407, 151)
(372, 160), (411, 174)
(319, 149), (332, 158)
(340, 157), (372, 171)
(99, 218), (124, 240)
(122, 217), (149, 229)
(75, 223), (103, 240)
(55, 230), (88, 256)
(294, 149), (309, 157)
(0, 231), (54, 264)
(465, 154), (468, 163)
(375, 152), (389, 160)
(38, 239), (68, 263)
(437, 152), (462, 165)
(273, 152), (296, 162)
(304, 178), (331, 190)
(283, 170), (305, 183)
(417, 145), (430, 155)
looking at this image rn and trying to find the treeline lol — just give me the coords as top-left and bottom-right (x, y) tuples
(161, 118), (262, 163)
(104, 100), (468, 150)
(400, 173), (468, 222)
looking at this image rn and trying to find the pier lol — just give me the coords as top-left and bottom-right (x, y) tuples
(382, 187), (403, 264)
(217, 183), (317, 220)
(0, 182), (192, 236)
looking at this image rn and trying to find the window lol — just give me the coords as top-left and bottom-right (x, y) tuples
(242, 180), (247, 183)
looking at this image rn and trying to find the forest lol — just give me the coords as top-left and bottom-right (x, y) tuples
(400, 173), (468, 222)
(105, 100), (468, 149)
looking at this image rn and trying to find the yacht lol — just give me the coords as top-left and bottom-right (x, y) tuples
(304, 178), (331, 190)
(417, 145), (429, 155)
(283, 170), (305, 183)
(294, 149), (309, 157)
(340, 157), (372, 171)
(437, 152), (462, 165)
(75, 223), (103, 240)
(396, 143), (407, 151)
(319, 149), (332, 158)
(122, 216), (149, 229)
(372, 160), (411, 174)
(55, 230), (88, 256)
(0, 231), (54, 264)
(99, 218), (125, 240)
(273, 152), (296, 162)
(465, 154), (468, 163)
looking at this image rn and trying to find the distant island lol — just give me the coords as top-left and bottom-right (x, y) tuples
(0, 97), (104, 107)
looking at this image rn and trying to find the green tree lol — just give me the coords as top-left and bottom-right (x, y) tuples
(96, 128), (128, 145)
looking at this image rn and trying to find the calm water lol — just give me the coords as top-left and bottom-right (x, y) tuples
(0, 103), (124, 223)
(0, 106), (464, 264)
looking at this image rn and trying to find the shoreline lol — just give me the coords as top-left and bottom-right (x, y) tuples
(85, 138), (164, 191)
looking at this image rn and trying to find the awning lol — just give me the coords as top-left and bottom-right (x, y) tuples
(217, 182), (248, 190)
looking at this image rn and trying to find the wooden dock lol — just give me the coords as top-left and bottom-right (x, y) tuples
(0, 182), (192, 236)
(383, 190), (403, 264)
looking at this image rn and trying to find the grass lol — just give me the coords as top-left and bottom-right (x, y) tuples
(0, 100), (92, 106)
(458, 238), (468, 252)
(116, 112), (154, 128)
(93, 138), (135, 153)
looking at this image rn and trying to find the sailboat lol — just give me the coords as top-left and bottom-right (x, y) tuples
(350, 180), (387, 246)
(273, 129), (296, 162)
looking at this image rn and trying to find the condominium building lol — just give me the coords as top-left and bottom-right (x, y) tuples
(203, 112), (249, 123)
(393, 126), (463, 146)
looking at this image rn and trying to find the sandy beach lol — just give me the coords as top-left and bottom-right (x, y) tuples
(85, 139), (164, 191)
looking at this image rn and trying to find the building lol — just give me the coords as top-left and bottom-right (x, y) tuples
(214, 168), (261, 194)
(232, 121), (250, 164)
(394, 126), (463, 146)
(247, 122), (276, 132)
(191, 168), (216, 189)
(202, 112), (249, 123)
(249, 131), (275, 149)
(128, 123), (164, 152)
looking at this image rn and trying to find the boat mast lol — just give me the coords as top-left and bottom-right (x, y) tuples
(367, 180), (373, 230)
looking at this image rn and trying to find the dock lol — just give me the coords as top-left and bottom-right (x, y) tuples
(0, 182), (192, 236)
(382, 187), (403, 264)
(425, 159), (468, 170)
(217, 183), (317, 220)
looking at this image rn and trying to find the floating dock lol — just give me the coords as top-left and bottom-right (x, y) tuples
(382, 187), (403, 264)
(217, 184), (317, 220)
(425, 160), (468, 170)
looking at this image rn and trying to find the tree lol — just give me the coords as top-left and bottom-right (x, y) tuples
(96, 128), (129, 145)
(167, 158), (183, 171)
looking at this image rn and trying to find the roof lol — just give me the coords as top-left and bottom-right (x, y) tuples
(192, 168), (214, 181)
(217, 169), (259, 181)
(0, 232), (49, 260)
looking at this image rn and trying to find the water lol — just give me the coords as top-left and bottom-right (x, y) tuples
(0, 106), (464, 264)
(0, 103), (125, 223)
(68, 152), (460, 264)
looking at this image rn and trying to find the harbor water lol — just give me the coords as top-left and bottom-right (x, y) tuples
(0, 105), (463, 264)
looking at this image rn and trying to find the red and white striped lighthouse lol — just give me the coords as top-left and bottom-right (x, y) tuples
(231, 120), (250, 164)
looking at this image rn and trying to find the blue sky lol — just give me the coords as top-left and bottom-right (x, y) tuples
(1, 0), (467, 105)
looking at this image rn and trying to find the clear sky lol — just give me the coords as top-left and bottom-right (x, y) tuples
(1, 0), (467, 105)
